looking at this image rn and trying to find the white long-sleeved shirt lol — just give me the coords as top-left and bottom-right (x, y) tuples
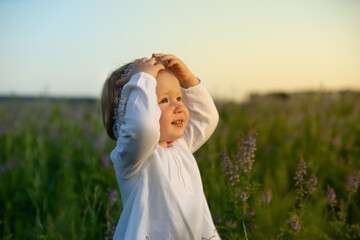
(110, 72), (220, 240)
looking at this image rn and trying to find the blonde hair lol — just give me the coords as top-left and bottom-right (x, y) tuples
(101, 62), (132, 141)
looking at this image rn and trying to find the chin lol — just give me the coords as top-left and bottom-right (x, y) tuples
(176, 132), (185, 139)
(170, 134), (183, 142)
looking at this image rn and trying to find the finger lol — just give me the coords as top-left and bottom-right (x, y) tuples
(152, 53), (164, 58)
(134, 57), (147, 65)
(155, 62), (165, 71)
(166, 59), (180, 68)
(116, 76), (129, 87)
(139, 57), (148, 63)
(146, 58), (157, 64)
(153, 57), (168, 67)
(156, 54), (176, 62)
(153, 53), (175, 63)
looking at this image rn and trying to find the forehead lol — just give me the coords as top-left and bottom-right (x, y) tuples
(156, 70), (180, 93)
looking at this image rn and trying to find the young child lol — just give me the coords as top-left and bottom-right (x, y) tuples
(101, 53), (221, 239)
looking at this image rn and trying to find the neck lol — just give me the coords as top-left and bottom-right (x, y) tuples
(158, 141), (175, 148)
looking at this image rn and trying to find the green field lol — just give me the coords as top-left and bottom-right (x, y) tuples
(1, 91), (359, 239)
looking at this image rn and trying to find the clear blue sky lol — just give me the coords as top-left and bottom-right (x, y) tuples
(1, 0), (359, 101)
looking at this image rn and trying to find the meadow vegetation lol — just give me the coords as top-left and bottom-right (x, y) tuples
(0, 91), (359, 239)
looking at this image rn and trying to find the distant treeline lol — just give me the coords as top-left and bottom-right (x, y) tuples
(1, 89), (359, 103)
(249, 89), (360, 100)
(0, 95), (97, 103)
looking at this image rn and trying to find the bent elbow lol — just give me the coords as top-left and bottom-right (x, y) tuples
(209, 105), (219, 131)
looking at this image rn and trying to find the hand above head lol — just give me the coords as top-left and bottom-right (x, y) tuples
(152, 53), (199, 88)
(116, 57), (165, 87)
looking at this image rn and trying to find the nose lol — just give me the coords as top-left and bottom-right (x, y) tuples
(174, 101), (185, 113)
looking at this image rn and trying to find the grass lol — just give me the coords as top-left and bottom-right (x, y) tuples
(0, 90), (359, 239)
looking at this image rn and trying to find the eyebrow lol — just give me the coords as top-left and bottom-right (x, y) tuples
(158, 89), (182, 97)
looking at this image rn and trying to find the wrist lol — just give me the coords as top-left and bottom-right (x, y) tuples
(180, 76), (199, 88)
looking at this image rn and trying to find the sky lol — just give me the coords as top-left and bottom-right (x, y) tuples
(1, 0), (359, 102)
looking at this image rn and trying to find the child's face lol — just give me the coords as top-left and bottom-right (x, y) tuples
(156, 70), (189, 147)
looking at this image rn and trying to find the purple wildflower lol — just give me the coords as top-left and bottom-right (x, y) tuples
(246, 209), (255, 218)
(221, 151), (236, 186)
(347, 170), (360, 193)
(246, 222), (254, 232)
(100, 154), (112, 169)
(262, 190), (272, 204)
(286, 219), (301, 233)
(105, 190), (118, 239)
(221, 129), (257, 185)
(104, 220), (116, 240)
(236, 130), (257, 174)
(294, 157), (307, 197)
(225, 221), (237, 228)
(221, 151), (232, 176)
(306, 174), (317, 195)
(109, 189), (118, 205)
(294, 157), (317, 197)
(240, 188), (250, 202)
(327, 186), (337, 206)
(214, 215), (222, 223)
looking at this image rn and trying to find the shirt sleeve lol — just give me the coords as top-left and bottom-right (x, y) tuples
(110, 72), (161, 178)
(181, 80), (219, 153)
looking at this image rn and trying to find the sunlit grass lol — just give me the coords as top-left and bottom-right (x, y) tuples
(1, 91), (359, 239)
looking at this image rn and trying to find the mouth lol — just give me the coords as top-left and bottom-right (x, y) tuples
(171, 120), (184, 127)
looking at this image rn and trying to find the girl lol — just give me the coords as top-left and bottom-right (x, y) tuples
(101, 53), (221, 239)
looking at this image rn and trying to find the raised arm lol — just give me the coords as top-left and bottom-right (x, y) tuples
(111, 59), (164, 178)
(181, 82), (219, 152)
(152, 53), (219, 152)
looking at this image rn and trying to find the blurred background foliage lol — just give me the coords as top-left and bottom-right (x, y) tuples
(0, 90), (359, 239)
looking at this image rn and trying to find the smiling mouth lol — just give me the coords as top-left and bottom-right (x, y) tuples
(171, 120), (184, 127)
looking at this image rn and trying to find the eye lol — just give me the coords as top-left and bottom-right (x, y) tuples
(159, 98), (168, 104)
(176, 96), (182, 102)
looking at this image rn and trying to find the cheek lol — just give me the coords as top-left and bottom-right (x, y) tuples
(159, 108), (170, 126)
(184, 108), (190, 125)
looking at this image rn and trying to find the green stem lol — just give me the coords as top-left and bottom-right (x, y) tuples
(242, 221), (248, 240)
